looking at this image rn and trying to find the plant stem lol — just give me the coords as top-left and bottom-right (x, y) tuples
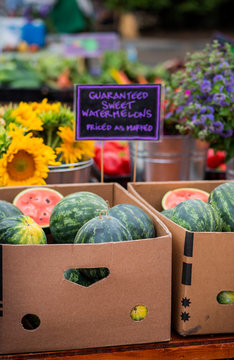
(51, 135), (60, 150)
(47, 128), (53, 147)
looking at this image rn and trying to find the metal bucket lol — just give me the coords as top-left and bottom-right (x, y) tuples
(130, 136), (208, 182)
(226, 158), (234, 180)
(189, 139), (209, 180)
(46, 158), (93, 184)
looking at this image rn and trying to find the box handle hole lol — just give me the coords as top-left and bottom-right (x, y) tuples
(64, 267), (110, 287)
(21, 314), (40, 330)
(130, 305), (148, 321)
(217, 291), (234, 304)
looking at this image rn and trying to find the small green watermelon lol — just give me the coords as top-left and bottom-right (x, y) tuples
(109, 203), (156, 240)
(50, 191), (108, 243)
(64, 268), (94, 287)
(0, 215), (47, 244)
(75, 212), (132, 282)
(167, 199), (222, 232)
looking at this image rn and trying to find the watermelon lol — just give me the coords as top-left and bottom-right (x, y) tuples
(130, 305), (148, 321)
(163, 199), (222, 232)
(208, 182), (234, 232)
(13, 187), (63, 228)
(0, 215), (47, 244)
(161, 187), (210, 210)
(161, 208), (176, 220)
(64, 268), (94, 287)
(50, 191), (109, 243)
(109, 203), (156, 240)
(0, 200), (23, 221)
(75, 213), (132, 281)
(217, 291), (234, 304)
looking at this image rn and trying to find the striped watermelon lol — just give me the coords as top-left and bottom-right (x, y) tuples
(0, 215), (47, 244)
(64, 268), (94, 287)
(164, 199), (222, 232)
(208, 182), (234, 232)
(50, 191), (109, 243)
(0, 200), (23, 221)
(75, 213), (132, 281)
(109, 203), (156, 240)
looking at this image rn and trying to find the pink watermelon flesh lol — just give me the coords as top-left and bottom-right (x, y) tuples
(162, 188), (209, 210)
(13, 188), (63, 227)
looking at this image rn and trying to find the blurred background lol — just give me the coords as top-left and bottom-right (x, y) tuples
(0, 0), (233, 184)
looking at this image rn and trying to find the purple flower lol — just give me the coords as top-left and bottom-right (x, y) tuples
(213, 93), (226, 103)
(206, 106), (215, 113)
(221, 129), (233, 138)
(227, 85), (233, 93)
(218, 61), (229, 69)
(165, 112), (173, 119)
(200, 80), (211, 93)
(213, 74), (224, 82)
(175, 106), (184, 114)
(211, 121), (224, 134)
(206, 114), (215, 122)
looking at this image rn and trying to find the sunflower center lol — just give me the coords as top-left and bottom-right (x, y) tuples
(7, 150), (36, 180)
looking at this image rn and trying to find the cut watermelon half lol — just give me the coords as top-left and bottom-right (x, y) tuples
(161, 187), (210, 210)
(13, 187), (64, 228)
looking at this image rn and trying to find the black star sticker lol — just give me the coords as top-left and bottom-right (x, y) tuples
(181, 312), (190, 322)
(181, 297), (191, 308)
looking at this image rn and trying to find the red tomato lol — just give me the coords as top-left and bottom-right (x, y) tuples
(104, 141), (129, 153)
(102, 151), (122, 176)
(206, 149), (226, 169)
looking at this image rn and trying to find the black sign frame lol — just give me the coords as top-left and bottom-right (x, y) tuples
(75, 84), (161, 141)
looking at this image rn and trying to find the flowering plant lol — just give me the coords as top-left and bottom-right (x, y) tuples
(0, 99), (94, 186)
(164, 41), (234, 161)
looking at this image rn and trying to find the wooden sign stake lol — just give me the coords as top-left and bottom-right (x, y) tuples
(101, 141), (104, 183)
(133, 140), (138, 183)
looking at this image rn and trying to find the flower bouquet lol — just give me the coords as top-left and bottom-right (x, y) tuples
(164, 40), (234, 162)
(0, 99), (95, 186)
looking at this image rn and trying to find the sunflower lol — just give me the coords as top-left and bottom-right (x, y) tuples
(10, 102), (43, 131)
(0, 131), (59, 186)
(55, 126), (95, 164)
(30, 98), (61, 114)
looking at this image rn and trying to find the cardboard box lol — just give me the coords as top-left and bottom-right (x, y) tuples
(0, 183), (172, 354)
(128, 180), (234, 336)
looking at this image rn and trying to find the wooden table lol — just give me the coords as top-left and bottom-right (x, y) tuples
(1, 332), (234, 360)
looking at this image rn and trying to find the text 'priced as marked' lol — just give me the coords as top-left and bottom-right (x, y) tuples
(75, 84), (161, 140)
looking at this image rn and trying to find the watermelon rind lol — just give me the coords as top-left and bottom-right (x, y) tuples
(64, 268), (95, 287)
(0, 215), (47, 244)
(165, 199), (222, 232)
(75, 214), (132, 281)
(50, 191), (109, 243)
(13, 187), (64, 228)
(161, 187), (210, 210)
(208, 181), (234, 232)
(0, 200), (23, 222)
(109, 203), (156, 240)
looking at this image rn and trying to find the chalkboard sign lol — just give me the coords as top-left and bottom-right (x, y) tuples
(75, 84), (161, 141)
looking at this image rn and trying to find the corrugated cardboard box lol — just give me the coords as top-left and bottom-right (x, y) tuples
(128, 180), (234, 336)
(0, 183), (172, 354)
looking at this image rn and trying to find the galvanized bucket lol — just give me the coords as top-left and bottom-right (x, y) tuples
(130, 136), (208, 182)
(226, 158), (234, 180)
(46, 158), (93, 184)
